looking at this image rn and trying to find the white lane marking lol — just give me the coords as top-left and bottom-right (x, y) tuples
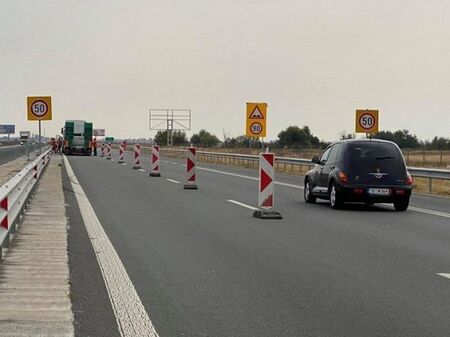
(139, 168), (146, 172)
(381, 203), (450, 219)
(197, 166), (303, 189)
(111, 159), (115, 161)
(437, 273), (450, 280)
(64, 156), (159, 337)
(227, 199), (259, 211)
(166, 178), (180, 184)
(122, 163), (127, 166)
(170, 162), (178, 165)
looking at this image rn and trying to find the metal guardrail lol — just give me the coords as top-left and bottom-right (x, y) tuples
(0, 148), (52, 259)
(159, 148), (450, 181)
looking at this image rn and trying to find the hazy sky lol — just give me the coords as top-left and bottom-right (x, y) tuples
(1, 0), (449, 141)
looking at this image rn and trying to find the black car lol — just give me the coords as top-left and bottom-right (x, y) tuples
(304, 139), (412, 211)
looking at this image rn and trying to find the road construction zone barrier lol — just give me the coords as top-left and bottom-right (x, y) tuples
(184, 147), (198, 189)
(149, 145), (161, 177)
(133, 144), (141, 169)
(118, 143), (124, 164)
(253, 152), (282, 219)
(100, 144), (105, 157)
(106, 143), (112, 160)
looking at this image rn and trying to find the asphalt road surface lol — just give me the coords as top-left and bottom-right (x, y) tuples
(64, 150), (450, 337)
(0, 144), (38, 165)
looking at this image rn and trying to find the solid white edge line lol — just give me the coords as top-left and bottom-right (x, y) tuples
(227, 199), (259, 211)
(437, 273), (450, 280)
(63, 156), (159, 337)
(380, 203), (450, 219)
(166, 178), (180, 184)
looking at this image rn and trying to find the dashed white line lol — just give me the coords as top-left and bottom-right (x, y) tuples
(166, 178), (180, 184)
(139, 168), (146, 172)
(63, 156), (159, 337)
(227, 199), (259, 211)
(381, 204), (450, 219)
(437, 273), (450, 280)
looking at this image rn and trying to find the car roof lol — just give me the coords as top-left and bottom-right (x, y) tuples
(331, 138), (398, 146)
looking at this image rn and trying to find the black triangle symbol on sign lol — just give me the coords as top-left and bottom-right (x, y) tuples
(249, 106), (264, 119)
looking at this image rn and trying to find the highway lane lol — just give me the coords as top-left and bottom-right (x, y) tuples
(0, 144), (39, 165)
(65, 152), (450, 337)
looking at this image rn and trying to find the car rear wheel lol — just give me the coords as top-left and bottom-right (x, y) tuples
(304, 179), (316, 203)
(329, 183), (343, 209)
(394, 199), (409, 211)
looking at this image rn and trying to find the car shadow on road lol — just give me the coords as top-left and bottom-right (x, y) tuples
(312, 201), (396, 212)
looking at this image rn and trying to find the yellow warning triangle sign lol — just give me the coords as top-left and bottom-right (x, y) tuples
(249, 106), (264, 119)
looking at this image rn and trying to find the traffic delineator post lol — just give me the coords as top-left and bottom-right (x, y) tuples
(183, 147), (198, 189)
(106, 143), (112, 160)
(118, 143), (124, 164)
(133, 144), (141, 169)
(253, 152), (282, 219)
(149, 145), (161, 177)
(100, 144), (105, 157)
(1, 197), (8, 229)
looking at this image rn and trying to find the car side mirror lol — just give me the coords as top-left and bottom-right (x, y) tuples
(311, 156), (319, 164)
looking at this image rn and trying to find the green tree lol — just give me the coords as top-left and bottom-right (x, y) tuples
(373, 129), (420, 148)
(190, 129), (220, 147)
(277, 126), (320, 148)
(154, 130), (188, 146)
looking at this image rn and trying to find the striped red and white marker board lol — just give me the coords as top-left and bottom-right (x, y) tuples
(118, 143), (124, 163)
(100, 144), (105, 157)
(149, 145), (161, 177)
(106, 143), (112, 160)
(184, 147), (198, 189)
(0, 197), (8, 229)
(133, 144), (141, 169)
(258, 153), (275, 209)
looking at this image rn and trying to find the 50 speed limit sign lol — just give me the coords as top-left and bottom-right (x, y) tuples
(355, 109), (378, 133)
(27, 96), (52, 121)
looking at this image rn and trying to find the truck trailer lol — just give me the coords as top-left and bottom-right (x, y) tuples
(62, 120), (93, 155)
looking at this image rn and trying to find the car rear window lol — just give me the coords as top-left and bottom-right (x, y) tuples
(346, 142), (404, 172)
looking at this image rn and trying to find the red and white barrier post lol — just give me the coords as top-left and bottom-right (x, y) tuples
(1, 197), (8, 230)
(253, 151), (282, 219)
(100, 144), (105, 157)
(149, 145), (161, 177)
(118, 143), (125, 164)
(106, 143), (112, 160)
(183, 147), (198, 189)
(133, 144), (141, 169)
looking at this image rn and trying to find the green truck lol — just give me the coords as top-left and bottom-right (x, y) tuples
(62, 120), (93, 155)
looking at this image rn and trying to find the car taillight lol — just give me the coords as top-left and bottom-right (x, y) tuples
(338, 171), (348, 184)
(353, 188), (364, 195)
(406, 172), (413, 186)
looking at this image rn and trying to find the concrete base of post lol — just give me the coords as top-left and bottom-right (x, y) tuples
(253, 210), (283, 219)
(118, 160), (124, 164)
(149, 172), (161, 177)
(106, 157), (111, 160)
(133, 165), (141, 169)
(183, 184), (198, 190)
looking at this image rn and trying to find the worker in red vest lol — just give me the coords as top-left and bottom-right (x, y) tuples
(92, 137), (98, 156)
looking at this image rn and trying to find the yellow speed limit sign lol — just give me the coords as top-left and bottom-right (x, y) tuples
(246, 102), (267, 137)
(355, 109), (378, 133)
(27, 96), (52, 121)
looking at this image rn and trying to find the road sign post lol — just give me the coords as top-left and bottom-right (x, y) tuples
(27, 96), (52, 154)
(355, 109), (379, 134)
(253, 152), (282, 219)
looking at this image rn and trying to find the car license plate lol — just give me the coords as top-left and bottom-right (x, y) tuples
(368, 188), (391, 196)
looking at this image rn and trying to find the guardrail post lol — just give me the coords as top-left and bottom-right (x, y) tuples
(429, 177), (433, 193)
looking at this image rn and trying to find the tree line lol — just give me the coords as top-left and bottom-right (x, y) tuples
(153, 127), (450, 150)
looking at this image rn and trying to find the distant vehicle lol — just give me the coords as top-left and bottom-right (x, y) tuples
(62, 120), (93, 156)
(304, 139), (412, 211)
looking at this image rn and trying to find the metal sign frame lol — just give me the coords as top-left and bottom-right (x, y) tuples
(149, 109), (191, 146)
